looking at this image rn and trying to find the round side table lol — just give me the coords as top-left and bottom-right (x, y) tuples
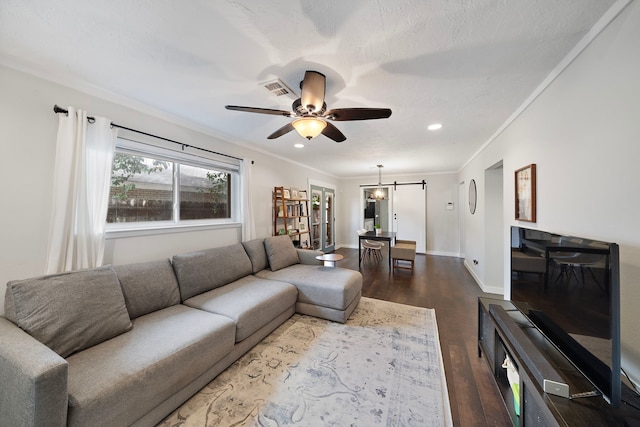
(315, 253), (344, 267)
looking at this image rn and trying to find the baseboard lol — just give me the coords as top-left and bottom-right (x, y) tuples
(463, 260), (503, 295)
(426, 250), (461, 258)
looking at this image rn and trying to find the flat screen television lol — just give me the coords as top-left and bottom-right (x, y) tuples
(509, 226), (633, 408)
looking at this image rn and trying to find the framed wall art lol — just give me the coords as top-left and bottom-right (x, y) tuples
(515, 163), (536, 222)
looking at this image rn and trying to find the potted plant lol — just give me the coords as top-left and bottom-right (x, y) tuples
(374, 224), (382, 235)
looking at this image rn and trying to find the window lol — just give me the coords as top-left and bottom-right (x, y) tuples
(106, 136), (240, 230)
(108, 153), (173, 223)
(178, 165), (230, 220)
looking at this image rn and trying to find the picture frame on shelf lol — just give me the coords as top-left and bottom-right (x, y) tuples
(299, 222), (306, 231)
(291, 188), (299, 199)
(283, 189), (291, 199)
(298, 190), (307, 200)
(515, 163), (536, 222)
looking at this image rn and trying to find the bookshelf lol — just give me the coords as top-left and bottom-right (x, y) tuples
(273, 186), (311, 249)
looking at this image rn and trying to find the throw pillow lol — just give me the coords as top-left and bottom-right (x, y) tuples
(172, 243), (253, 300)
(5, 266), (132, 358)
(264, 235), (299, 271)
(114, 259), (181, 319)
(242, 239), (269, 273)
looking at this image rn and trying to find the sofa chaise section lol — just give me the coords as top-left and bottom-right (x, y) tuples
(249, 235), (363, 323)
(256, 264), (361, 323)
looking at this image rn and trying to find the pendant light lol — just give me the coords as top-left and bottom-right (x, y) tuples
(374, 164), (385, 200)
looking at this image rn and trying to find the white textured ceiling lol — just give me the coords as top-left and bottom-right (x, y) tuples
(0, 0), (617, 177)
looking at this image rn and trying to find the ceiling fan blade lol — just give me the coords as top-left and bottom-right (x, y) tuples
(300, 71), (326, 114)
(225, 105), (293, 117)
(267, 123), (295, 139)
(321, 122), (346, 143)
(324, 108), (392, 121)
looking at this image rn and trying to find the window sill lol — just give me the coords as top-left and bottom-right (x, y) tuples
(105, 221), (241, 239)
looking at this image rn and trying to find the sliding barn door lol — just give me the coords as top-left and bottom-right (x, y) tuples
(392, 185), (426, 253)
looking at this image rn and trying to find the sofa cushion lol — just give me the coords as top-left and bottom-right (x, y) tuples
(183, 275), (297, 342)
(264, 235), (299, 271)
(241, 238), (269, 273)
(5, 266), (132, 358)
(113, 259), (181, 319)
(65, 304), (235, 427)
(256, 264), (362, 311)
(172, 243), (253, 300)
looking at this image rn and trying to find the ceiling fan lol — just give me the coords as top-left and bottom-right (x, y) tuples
(225, 70), (392, 142)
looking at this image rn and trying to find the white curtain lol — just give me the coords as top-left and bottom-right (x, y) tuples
(240, 158), (255, 241)
(45, 107), (118, 274)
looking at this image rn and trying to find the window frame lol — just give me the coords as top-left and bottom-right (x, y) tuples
(105, 136), (241, 238)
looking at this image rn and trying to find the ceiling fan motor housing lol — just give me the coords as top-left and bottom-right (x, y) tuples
(225, 69), (391, 142)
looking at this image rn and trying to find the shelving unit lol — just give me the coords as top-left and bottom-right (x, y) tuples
(273, 186), (311, 249)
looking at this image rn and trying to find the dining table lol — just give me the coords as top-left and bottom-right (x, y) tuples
(358, 231), (397, 271)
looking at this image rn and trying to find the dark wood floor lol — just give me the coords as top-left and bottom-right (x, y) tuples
(335, 247), (512, 426)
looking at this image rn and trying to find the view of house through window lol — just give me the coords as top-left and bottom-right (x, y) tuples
(107, 151), (232, 224)
(179, 165), (230, 220)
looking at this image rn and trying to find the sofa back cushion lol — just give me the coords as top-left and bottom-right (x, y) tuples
(241, 238), (269, 273)
(264, 235), (300, 271)
(114, 259), (181, 319)
(172, 243), (253, 300)
(4, 266), (132, 358)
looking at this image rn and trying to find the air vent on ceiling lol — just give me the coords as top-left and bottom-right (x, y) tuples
(260, 78), (297, 99)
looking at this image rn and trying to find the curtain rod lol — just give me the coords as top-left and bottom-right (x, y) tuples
(360, 180), (427, 190)
(53, 105), (243, 162)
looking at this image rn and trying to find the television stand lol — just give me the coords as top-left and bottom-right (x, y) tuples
(478, 297), (640, 426)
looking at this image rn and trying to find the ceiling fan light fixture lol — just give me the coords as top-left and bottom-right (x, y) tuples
(292, 117), (327, 140)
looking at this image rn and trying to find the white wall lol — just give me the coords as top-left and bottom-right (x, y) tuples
(0, 65), (338, 315)
(459, 1), (640, 386)
(337, 172), (460, 256)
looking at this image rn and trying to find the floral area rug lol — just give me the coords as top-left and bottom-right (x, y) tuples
(158, 297), (452, 426)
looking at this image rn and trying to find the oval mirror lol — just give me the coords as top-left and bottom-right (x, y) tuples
(469, 179), (477, 214)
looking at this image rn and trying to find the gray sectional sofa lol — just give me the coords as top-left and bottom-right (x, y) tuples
(0, 235), (362, 427)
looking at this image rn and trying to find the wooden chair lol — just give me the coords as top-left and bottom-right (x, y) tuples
(391, 240), (416, 273)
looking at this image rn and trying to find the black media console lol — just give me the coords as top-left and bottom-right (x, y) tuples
(478, 297), (640, 426)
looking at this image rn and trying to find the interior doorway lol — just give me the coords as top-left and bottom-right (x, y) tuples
(484, 161), (504, 294)
(360, 184), (426, 254)
(362, 187), (391, 231)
